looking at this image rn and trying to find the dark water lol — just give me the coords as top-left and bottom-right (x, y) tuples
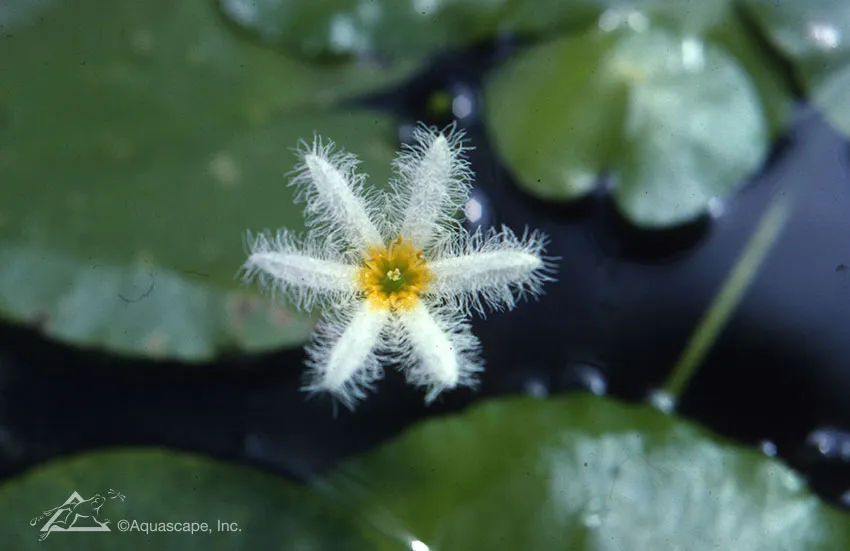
(2, 40), (850, 508)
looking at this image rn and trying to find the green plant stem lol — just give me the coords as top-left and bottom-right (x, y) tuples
(662, 189), (794, 404)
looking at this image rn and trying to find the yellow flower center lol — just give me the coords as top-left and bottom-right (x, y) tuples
(357, 236), (432, 311)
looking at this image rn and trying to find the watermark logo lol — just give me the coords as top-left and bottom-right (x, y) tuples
(29, 489), (126, 542)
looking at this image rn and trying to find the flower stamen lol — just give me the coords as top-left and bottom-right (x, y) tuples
(357, 235), (432, 311)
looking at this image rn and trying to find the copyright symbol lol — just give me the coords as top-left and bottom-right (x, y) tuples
(117, 519), (129, 532)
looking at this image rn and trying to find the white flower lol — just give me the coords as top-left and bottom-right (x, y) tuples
(242, 123), (555, 408)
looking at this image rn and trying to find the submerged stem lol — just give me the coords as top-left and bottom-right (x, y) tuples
(662, 189), (794, 406)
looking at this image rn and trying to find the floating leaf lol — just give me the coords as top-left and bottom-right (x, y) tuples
(0, 0), (403, 359)
(215, 0), (733, 61)
(499, 0), (792, 137)
(705, 6), (793, 139)
(500, 0), (729, 38)
(485, 24), (771, 227)
(5, 397), (848, 550)
(743, 0), (850, 136)
(218, 0), (509, 59)
(0, 449), (370, 550)
(331, 394), (850, 550)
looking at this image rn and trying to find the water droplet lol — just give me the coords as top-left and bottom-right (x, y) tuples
(647, 389), (675, 413)
(582, 512), (602, 529)
(680, 37), (705, 72)
(452, 94), (473, 120)
(557, 363), (607, 396)
(805, 427), (850, 461)
(759, 440), (778, 457)
(807, 20), (841, 50)
(450, 83), (477, 121)
(410, 539), (430, 551)
(464, 197), (482, 223)
(328, 13), (370, 55)
(463, 188), (491, 229)
(707, 197), (725, 218)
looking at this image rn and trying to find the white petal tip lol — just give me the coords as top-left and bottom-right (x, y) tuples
(432, 133), (450, 150)
(302, 303), (388, 410)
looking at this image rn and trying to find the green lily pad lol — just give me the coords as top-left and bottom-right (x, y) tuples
(499, 0), (792, 138)
(705, 7), (793, 139)
(331, 394), (850, 550)
(215, 0), (733, 62)
(0, 449), (370, 550)
(0, 0), (404, 359)
(743, 0), (850, 136)
(218, 0), (510, 60)
(484, 24), (771, 227)
(500, 0), (730, 38)
(4, 397), (848, 549)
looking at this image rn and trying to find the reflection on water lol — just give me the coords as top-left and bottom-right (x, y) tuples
(806, 427), (850, 461)
(807, 21), (841, 50)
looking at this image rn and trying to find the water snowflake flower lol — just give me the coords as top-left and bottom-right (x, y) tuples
(242, 124), (555, 408)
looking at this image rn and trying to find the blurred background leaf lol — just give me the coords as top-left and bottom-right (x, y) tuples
(484, 15), (779, 227)
(497, 0), (729, 38)
(0, 0), (406, 360)
(3, 395), (848, 550)
(331, 394), (850, 550)
(0, 449), (370, 550)
(743, 0), (850, 136)
(217, 0), (510, 59)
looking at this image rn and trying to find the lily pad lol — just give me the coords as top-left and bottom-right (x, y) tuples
(0, 0), (403, 359)
(218, 0), (510, 60)
(484, 24), (771, 227)
(4, 397), (848, 549)
(331, 394), (850, 550)
(0, 449), (370, 550)
(743, 0), (850, 136)
(705, 6), (793, 139)
(499, 0), (792, 137)
(219, 0), (748, 64)
(500, 0), (730, 38)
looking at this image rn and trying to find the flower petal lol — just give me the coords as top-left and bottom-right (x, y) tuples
(427, 225), (556, 315)
(291, 137), (383, 252)
(394, 302), (483, 403)
(303, 300), (390, 408)
(391, 123), (472, 248)
(242, 230), (357, 310)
